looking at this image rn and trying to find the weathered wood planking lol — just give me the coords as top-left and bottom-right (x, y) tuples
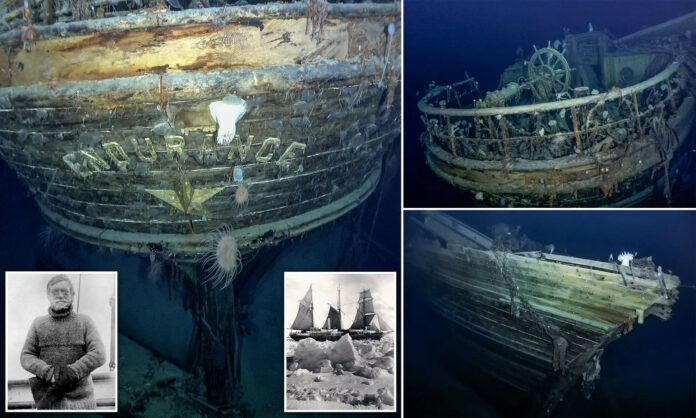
(5, 20), (351, 85)
(422, 93), (695, 207)
(0, 3), (401, 258)
(426, 244), (670, 330)
(38, 165), (382, 257)
(4, 133), (393, 233)
(0, 4), (402, 86)
(408, 219), (680, 413)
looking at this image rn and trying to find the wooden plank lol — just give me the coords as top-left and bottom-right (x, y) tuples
(8, 135), (391, 234)
(424, 211), (494, 249)
(0, 3), (401, 44)
(422, 245), (672, 333)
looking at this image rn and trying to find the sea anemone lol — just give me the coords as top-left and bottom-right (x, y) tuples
(201, 226), (242, 289)
(209, 94), (249, 145)
(234, 184), (249, 208)
(617, 251), (634, 266)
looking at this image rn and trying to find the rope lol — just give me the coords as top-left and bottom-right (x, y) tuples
(493, 250), (569, 373)
(493, 250), (553, 339)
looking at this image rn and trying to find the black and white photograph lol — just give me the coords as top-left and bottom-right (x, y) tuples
(5, 271), (117, 412)
(285, 272), (396, 412)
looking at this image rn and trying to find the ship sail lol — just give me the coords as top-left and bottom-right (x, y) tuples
(291, 286), (314, 330)
(350, 289), (376, 329)
(377, 314), (392, 332)
(322, 306), (341, 330)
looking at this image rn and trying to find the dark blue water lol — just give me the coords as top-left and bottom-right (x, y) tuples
(404, 0), (696, 207)
(404, 210), (696, 417)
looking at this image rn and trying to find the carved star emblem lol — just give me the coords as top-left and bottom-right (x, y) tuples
(145, 174), (226, 217)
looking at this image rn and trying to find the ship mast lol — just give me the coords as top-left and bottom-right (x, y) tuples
(338, 283), (342, 330)
(362, 288), (366, 329)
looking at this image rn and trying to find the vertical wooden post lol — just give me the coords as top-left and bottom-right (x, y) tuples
(665, 81), (677, 113)
(499, 116), (510, 159)
(44, 0), (54, 25)
(446, 116), (458, 157)
(632, 93), (642, 137)
(487, 116), (497, 139)
(570, 107), (582, 154)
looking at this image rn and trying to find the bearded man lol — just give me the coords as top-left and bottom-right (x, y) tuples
(20, 274), (106, 410)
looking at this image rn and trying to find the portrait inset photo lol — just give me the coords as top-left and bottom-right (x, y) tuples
(5, 272), (117, 412)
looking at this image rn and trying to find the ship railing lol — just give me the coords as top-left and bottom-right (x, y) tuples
(418, 59), (686, 161)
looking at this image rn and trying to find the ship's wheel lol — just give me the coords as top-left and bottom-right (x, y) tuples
(527, 46), (571, 102)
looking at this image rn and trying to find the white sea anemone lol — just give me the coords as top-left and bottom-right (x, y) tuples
(617, 251), (634, 266)
(201, 225), (243, 289)
(209, 94), (249, 145)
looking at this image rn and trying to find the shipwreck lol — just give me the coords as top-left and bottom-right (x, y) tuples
(406, 212), (680, 414)
(418, 11), (696, 206)
(0, 0), (400, 412)
(0, 0), (401, 260)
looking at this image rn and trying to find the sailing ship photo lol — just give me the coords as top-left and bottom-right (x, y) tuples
(284, 271), (396, 412)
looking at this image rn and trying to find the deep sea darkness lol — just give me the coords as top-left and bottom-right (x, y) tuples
(0, 138), (401, 416)
(404, 210), (696, 417)
(404, 0), (696, 208)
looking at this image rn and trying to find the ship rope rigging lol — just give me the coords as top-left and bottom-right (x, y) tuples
(493, 249), (570, 375)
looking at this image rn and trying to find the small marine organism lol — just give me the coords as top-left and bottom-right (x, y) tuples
(379, 23), (396, 88)
(552, 335), (568, 375)
(148, 256), (165, 282)
(515, 47), (524, 59)
(209, 94), (249, 145)
(617, 251), (635, 266)
(201, 225), (242, 289)
(588, 22), (594, 33)
(233, 166), (244, 182)
(166, 0), (183, 10)
(234, 184), (249, 208)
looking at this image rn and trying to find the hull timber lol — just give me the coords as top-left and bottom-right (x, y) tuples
(407, 212), (680, 413)
(418, 13), (696, 207)
(289, 330), (344, 342)
(289, 329), (385, 341)
(347, 330), (385, 340)
(0, 3), (401, 260)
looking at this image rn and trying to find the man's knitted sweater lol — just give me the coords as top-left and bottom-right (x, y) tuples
(21, 307), (106, 410)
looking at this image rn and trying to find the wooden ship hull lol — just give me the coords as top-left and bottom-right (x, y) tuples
(289, 330), (344, 342)
(347, 329), (386, 340)
(418, 12), (696, 207)
(290, 330), (387, 341)
(406, 212), (680, 414)
(0, 3), (402, 260)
